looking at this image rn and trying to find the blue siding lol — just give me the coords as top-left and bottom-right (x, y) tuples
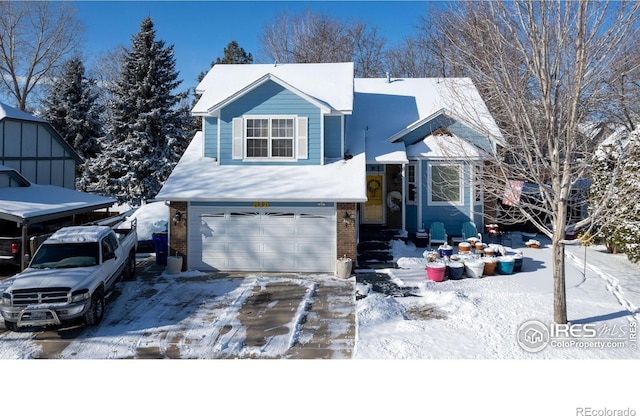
(218, 80), (322, 165)
(419, 160), (473, 236)
(324, 115), (342, 159)
(402, 113), (493, 153)
(204, 117), (218, 158)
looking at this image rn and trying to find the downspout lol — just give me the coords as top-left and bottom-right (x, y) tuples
(401, 164), (407, 235)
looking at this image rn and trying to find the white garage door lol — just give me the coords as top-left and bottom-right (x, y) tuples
(188, 206), (337, 272)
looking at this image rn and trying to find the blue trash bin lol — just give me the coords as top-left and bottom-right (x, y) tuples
(152, 232), (168, 265)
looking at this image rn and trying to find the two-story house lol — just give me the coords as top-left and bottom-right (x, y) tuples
(156, 62), (503, 273)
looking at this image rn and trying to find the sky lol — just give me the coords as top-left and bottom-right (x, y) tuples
(73, 1), (435, 91)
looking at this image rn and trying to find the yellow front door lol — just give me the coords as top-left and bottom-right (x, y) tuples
(363, 174), (384, 223)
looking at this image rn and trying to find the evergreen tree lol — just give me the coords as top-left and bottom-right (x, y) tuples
(94, 17), (189, 204)
(197, 40), (253, 82)
(41, 56), (103, 191)
(591, 128), (640, 262)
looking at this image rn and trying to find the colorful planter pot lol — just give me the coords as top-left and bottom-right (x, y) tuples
(483, 258), (497, 276)
(497, 256), (515, 274)
(458, 242), (472, 254)
(438, 244), (453, 258)
(513, 253), (523, 273)
(426, 262), (447, 282)
(465, 260), (485, 279)
(447, 261), (465, 280)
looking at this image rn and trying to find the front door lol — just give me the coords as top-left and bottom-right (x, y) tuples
(363, 171), (385, 224)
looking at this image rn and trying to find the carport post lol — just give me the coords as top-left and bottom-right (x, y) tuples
(21, 221), (28, 271)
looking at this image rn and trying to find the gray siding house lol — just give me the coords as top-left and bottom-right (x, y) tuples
(0, 102), (81, 189)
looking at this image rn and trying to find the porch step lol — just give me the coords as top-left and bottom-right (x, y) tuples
(357, 227), (403, 270)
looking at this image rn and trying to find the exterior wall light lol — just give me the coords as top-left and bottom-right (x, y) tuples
(173, 211), (183, 225)
(343, 211), (351, 227)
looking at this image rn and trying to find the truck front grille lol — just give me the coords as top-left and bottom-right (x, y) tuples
(11, 287), (70, 306)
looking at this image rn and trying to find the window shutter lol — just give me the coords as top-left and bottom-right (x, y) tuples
(232, 117), (243, 159)
(297, 117), (308, 159)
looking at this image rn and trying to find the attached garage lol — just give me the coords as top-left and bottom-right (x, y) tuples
(188, 204), (337, 272)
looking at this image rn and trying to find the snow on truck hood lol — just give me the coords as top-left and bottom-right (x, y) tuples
(8, 265), (101, 292)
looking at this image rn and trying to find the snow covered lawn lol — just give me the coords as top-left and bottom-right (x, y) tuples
(356, 237), (639, 359)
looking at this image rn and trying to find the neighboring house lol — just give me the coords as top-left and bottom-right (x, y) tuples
(156, 63), (503, 273)
(0, 102), (81, 189)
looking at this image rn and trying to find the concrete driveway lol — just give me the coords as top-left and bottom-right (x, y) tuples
(0, 257), (356, 359)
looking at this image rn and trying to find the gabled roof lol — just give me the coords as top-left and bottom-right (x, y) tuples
(0, 102), (83, 164)
(347, 78), (504, 150)
(0, 102), (42, 123)
(193, 62), (354, 115)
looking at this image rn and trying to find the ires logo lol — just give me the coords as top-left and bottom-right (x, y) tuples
(517, 320), (633, 353)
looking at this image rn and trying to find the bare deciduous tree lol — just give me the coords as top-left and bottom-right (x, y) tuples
(430, 0), (639, 324)
(0, 1), (84, 111)
(259, 9), (386, 77)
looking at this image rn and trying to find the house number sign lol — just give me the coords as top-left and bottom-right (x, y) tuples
(253, 201), (270, 207)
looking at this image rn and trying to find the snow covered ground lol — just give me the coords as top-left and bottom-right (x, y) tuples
(2, 203), (639, 414)
(355, 237), (639, 359)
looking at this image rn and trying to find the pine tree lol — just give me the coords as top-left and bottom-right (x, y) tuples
(41, 56), (103, 190)
(591, 128), (640, 262)
(95, 17), (189, 204)
(197, 40), (253, 82)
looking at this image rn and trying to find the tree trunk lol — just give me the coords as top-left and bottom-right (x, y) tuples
(552, 225), (568, 324)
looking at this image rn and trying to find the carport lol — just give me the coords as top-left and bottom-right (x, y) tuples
(0, 166), (115, 269)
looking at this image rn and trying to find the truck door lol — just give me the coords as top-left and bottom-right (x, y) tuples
(101, 236), (119, 289)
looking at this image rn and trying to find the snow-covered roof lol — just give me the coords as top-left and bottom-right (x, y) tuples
(0, 165), (116, 224)
(193, 62), (354, 115)
(407, 133), (488, 160)
(156, 132), (366, 202)
(348, 78), (504, 150)
(0, 102), (44, 123)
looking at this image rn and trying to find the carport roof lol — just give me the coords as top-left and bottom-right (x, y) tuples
(0, 166), (116, 224)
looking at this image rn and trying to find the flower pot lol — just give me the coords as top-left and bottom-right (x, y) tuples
(447, 261), (465, 280)
(438, 244), (453, 258)
(482, 258), (497, 276)
(458, 242), (472, 254)
(465, 260), (485, 279)
(513, 253), (523, 273)
(166, 256), (183, 274)
(426, 262), (447, 282)
(336, 257), (352, 278)
(497, 256), (515, 275)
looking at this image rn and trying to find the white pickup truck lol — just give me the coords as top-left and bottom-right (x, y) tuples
(0, 221), (137, 331)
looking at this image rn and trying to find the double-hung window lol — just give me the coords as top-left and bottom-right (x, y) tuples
(429, 163), (463, 205)
(246, 117), (294, 159)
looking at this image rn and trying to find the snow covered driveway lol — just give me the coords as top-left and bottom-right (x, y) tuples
(0, 256), (356, 359)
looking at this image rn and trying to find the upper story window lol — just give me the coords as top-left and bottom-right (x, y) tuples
(233, 116), (307, 161)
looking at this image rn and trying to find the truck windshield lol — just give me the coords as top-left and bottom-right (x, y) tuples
(30, 243), (99, 269)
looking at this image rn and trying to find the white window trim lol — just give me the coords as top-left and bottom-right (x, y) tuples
(244, 115), (297, 161)
(406, 162), (418, 206)
(428, 162), (464, 206)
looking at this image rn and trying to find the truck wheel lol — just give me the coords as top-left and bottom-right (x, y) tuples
(123, 253), (136, 281)
(84, 289), (105, 326)
(4, 320), (18, 332)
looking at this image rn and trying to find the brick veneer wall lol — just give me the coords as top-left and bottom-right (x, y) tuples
(168, 201), (188, 271)
(336, 202), (357, 266)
